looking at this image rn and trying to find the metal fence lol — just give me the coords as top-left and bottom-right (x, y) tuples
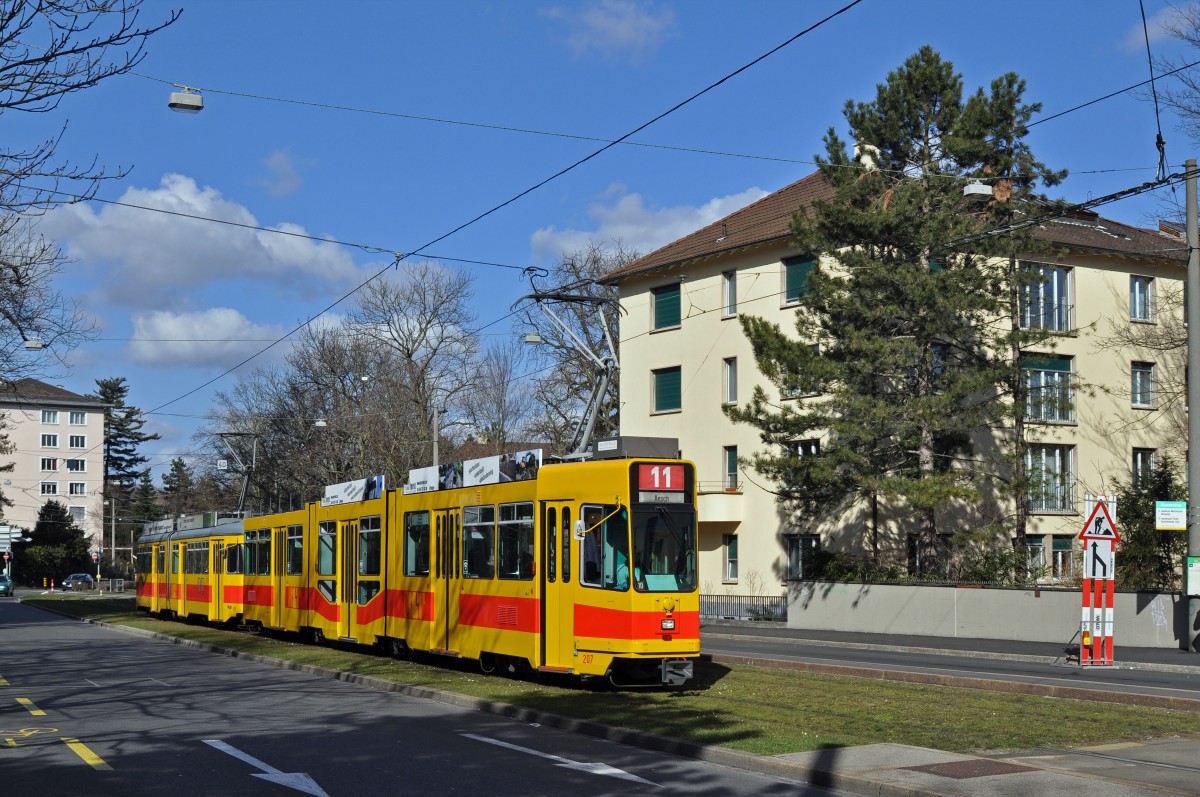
(700, 593), (787, 622)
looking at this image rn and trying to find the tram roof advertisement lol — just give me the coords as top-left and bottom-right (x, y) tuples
(322, 475), (385, 506)
(403, 448), (543, 495)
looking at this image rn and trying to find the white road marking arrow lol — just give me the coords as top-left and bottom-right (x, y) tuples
(204, 739), (331, 797)
(461, 732), (660, 786)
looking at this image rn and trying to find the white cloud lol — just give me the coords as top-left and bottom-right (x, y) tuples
(544, 0), (677, 61)
(258, 150), (304, 197)
(530, 184), (768, 261)
(42, 173), (366, 308)
(1121, 6), (1183, 52)
(128, 307), (288, 368)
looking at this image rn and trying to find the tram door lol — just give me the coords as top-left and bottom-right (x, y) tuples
(170, 542), (184, 614)
(540, 502), (574, 670)
(433, 509), (461, 652)
(211, 542), (224, 618)
(338, 519), (358, 640)
(269, 529), (284, 628)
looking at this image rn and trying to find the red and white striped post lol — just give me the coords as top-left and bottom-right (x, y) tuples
(1078, 501), (1119, 667)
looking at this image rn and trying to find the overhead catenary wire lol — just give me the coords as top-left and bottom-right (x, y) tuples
(128, 0), (866, 418)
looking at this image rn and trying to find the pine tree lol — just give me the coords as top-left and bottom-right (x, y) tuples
(130, 469), (164, 525)
(93, 377), (160, 488)
(1115, 458), (1187, 590)
(12, 500), (91, 583)
(160, 457), (196, 518)
(728, 47), (1062, 576)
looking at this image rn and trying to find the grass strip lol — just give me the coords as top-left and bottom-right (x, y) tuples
(27, 595), (1200, 756)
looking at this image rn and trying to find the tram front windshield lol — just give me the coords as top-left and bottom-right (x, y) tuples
(632, 506), (696, 592)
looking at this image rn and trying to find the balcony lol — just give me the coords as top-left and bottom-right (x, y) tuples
(698, 481), (744, 524)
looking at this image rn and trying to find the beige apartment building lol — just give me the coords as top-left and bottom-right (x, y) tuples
(0, 379), (107, 546)
(603, 172), (1187, 594)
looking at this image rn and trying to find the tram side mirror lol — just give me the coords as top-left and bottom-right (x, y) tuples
(574, 520), (586, 540)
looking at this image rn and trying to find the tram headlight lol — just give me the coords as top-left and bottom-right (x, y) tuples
(660, 617), (676, 631)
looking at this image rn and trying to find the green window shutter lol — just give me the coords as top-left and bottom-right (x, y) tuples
(1021, 355), (1072, 372)
(653, 284), (681, 329)
(654, 367), (681, 412)
(784, 258), (814, 302)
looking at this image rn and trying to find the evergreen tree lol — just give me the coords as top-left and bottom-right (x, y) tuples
(93, 377), (160, 488)
(130, 469), (164, 525)
(1115, 458), (1187, 591)
(728, 47), (1062, 575)
(161, 457), (196, 518)
(12, 500), (91, 584)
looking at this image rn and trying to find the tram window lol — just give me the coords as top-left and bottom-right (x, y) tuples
(632, 507), (697, 592)
(172, 547), (179, 575)
(286, 524), (304, 575)
(497, 502), (534, 580)
(463, 505), (495, 579)
(225, 544), (243, 575)
(156, 545), (165, 575)
(316, 521), (336, 576)
(579, 505), (630, 591)
(404, 511), (431, 576)
(358, 580), (380, 604)
(245, 529), (271, 576)
(561, 507), (571, 582)
(359, 516), (381, 576)
(546, 507), (557, 582)
(136, 547), (150, 575)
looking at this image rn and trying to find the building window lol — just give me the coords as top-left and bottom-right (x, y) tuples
(781, 344), (821, 399)
(783, 257), (814, 305)
(69, 435), (86, 448)
(1019, 263), (1072, 332)
(40, 482), (58, 496)
(69, 482), (86, 496)
(652, 366), (682, 413)
(724, 445), (738, 489)
(786, 439), (821, 458)
(1026, 538), (1045, 575)
(41, 410), (58, 424)
(1023, 354), (1073, 422)
(1052, 536), (1075, 579)
(40, 457), (58, 472)
(1132, 362), (1155, 407)
(68, 506), (86, 523)
(907, 533), (953, 577)
(722, 271), (737, 317)
(1133, 448), (1156, 490)
(723, 533), (738, 582)
(651, 283), (681, 330)
(1027, 444), (1074, 512)
(41, 433), (58, 448)
(1130, 275), (1153, 322)
(723, 357), (738, 404)
(785, 534), (820, 581)
(66, 459), (85, 473)
(69, 411), (86, 425)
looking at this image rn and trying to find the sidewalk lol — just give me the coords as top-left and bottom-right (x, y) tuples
(700, 622), (1200, 795)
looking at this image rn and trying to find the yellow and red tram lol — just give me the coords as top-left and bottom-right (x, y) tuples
(136, 455), (699, 685)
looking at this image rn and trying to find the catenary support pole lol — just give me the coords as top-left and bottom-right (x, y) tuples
(1187, 159), (1200, 651)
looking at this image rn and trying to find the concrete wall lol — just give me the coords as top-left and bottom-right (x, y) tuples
(790, 581), (1185, 649)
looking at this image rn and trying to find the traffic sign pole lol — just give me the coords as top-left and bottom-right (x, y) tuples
(1078, 501), (1120, 667)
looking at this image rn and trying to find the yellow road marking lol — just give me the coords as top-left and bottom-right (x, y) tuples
(61, 737), (112, 770)
(0, 675), (9, 686)
(2, 727), (59, 746)
(16, 697), (45, 716)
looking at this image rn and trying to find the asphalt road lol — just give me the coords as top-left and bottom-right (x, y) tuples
(0, 598), (860, 797)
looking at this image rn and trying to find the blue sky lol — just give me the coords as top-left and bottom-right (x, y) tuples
(15, 0), (1199, 481)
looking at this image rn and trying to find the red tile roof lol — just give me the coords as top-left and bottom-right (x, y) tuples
(0, 378), (103, 406)
(602, 171), (1186, 282)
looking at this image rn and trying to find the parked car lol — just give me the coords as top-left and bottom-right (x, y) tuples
(61, 573), (94, 591)
(0, 575), (12, 597)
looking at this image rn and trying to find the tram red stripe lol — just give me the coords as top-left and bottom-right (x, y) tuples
(185, 584), (211, 602)
(244, 585), (275, 607)
(574, 604), (700, 640)
(459, 593), (539, 633)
